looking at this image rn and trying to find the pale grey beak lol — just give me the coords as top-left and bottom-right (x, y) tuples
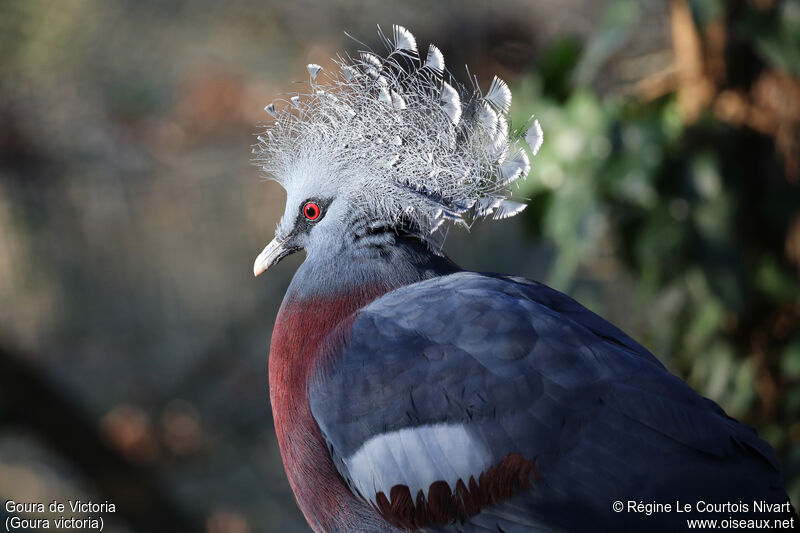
(253, 237), (291, 277)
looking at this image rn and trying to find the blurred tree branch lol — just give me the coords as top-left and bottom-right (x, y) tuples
(0, 341), (202, 533)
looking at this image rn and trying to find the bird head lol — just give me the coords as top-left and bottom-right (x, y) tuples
(253, 25), (543, 277)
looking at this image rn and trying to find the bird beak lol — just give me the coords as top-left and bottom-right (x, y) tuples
(253, 237), (293, 277)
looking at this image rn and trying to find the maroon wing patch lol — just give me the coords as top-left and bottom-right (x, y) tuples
(372, 453), (539, 530)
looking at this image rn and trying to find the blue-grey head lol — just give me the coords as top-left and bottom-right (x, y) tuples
(252, 25), (543, 276)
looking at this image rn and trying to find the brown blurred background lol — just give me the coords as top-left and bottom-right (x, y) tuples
(0, 1), (798, 532)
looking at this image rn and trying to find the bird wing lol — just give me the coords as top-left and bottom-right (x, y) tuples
(308, 272), (784, 532)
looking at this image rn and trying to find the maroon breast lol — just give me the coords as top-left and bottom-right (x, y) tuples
(268, 288), (389, 532)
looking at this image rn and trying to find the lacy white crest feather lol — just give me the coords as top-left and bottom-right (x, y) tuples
(253, 25), (543, 235)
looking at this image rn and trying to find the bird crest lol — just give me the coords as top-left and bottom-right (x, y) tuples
(253, 25), (543, 238)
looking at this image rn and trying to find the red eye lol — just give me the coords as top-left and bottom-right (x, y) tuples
(303, 201), (321, 221)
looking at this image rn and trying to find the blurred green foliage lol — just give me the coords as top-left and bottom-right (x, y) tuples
(512, 0), (800, 504)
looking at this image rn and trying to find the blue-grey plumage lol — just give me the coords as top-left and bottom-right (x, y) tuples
(310, 273), (790, 531)
(253, 25), (796, 533)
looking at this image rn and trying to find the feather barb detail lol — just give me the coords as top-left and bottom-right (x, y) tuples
(253, 26), (544, 237)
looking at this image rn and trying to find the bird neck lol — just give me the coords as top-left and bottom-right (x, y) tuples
(269, 233), (458, 532)
(288, 228), (459, 301)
